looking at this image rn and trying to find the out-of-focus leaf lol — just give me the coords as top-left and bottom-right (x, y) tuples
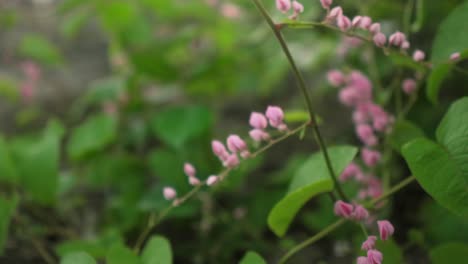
(61, 11), (90, 39)
(375, 239), (404, 264)
(56, 231), (124, 259)
(0, 195), (18, 255)
(18, 34), (63, 65)
(267, 145), (357, 236)
(67, 114), (117, 160)
(430, 243), (468, 264)
(0, 136), (19, 184)
(426, 64), (452, 105)
(284, 110), (309, 123)
(388, 119), (425, 152)
(141, 235), (172, 264)
(106, 244), (141, 264)
(0, 77), (19, 102)
(239, 251), (266, 264)
(60, 252), (96, 264)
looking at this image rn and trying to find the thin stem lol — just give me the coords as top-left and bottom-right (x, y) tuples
(30, 237), (57, 264)
(251, 0), (348, 201)
(279, 175), (416, 263)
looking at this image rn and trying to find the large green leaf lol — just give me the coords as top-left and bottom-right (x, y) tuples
(150, 105), (213, 149)
(141, 235), (172, 264)
(18, 34), (63, 65)
(60, 252), (97, 264)
(375, 239), (404, 264)
(388, 119), (425, 152)
(0, 136), (19, 184)
(0, 195), (18, 255)
(430, 243), (468, 264)
(239, 251), (266, 264)
(427, 1), (468, 104)
(67, 114), (117, 160)
(267, 145), (357, 236)
(106, 244), (141, 264)
(402, 97), (468, 218)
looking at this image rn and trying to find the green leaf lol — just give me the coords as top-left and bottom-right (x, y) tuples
(61, 11), (90, 39)
(106, 244), (141, 264)
(0, 136), (19, 184)
(18, 34), (63, 65)
(426, 64), (452, 105)
(267, 145), (357, 236)
(375, 239), (404, 264)
(16, 121), (62, 204)
(428, 1), (468, 104)
(67, 114), (117, 160)
(388, 120), (425, 152)
(0, 195), (18, 255)
(141, 235), (172, 264)
(150, 105), (213, 149)
(60, 252), (96, 264)
(239, 251), (266, 264)
(430, 243), (468, 264)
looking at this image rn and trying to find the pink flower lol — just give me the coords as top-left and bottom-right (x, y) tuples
(266, 106), (285, 128)
(369, 23), (381, 34)
(356, 124), (378, 146)
(189, 176), (201, 186)
(249, 112), (268, 129)
(212, 140), (229, 160)
(327, 70), (345, 87)
(328, 6), (343, 19)
(221, 3), (241, 19)
(361, 236), (377, 251)
(337, 15), (352, 31)
(249, 129), (270, 142)
(359, 16), (372, 29)
(373, 33), (386, 47)
(402, 79), (417, 94)
(276, 0), (291, 13)
(320, 0), (332, 9)
(206, 175), (219, 186)
(357, 256), (370, 264)
(450, 52), (461, 61)
(377, 220), (394, 240)
(223, 154), (240, 168)
(401, 41), (410, 50)
(353, 205), (369, 221)
(340, 162), (361, 182)
(339, 87), (358, 106)
(388, 31), (406, 47)
(334, 200), (354, 218)
(292, 1), (304, 13)
(352, 16), (362, 27)
(348, 71), (372, 99)
(184, 162), (196, 178)
(163, 187), (177, 200)
(227, 135), (248, 153)
(361, 148), (381, 167)
(413, 50), (425, 62)
(367, 249), (383, 264)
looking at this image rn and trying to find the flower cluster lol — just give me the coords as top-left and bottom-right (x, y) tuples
(276, 0), (304, 20)
(163, 105), (289, 203)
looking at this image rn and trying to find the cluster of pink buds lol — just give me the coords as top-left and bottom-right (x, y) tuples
(276, 0), (304, 20)
(357, 220), (394, 264)
(163, 105), (289, 202)
(334, 200), (369, 221)
(19, 61), (41, 102)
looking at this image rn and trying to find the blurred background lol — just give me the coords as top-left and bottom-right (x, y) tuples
(0, 0), (467, 263)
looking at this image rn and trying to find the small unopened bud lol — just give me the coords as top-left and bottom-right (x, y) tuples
(320, 0), (332, 9)
(353, 205), (369, 221)
(359, 16), (372, 29)
(413, 50), (425, 62)
(227, 135), (248, 153)
(265, 106), (285, 128)
(352, 16), (362, 27)
(249, 112), (268, 129)
(450, 52), (461, 61)
(292, 1), (303, 13)
(367, 250), (383, 264)
(334, 200), (354, 218)
(223, 154), (240, 168)
(369, 23), (381, 34)
(361, 148), (381, 167)
(356, 124), (378, 146)
(249, 129), (270, 142)
(184, 162), (196, 178)
(327, 70), (345, 87)
(206, 175), (219, 186)
(328, 6), (343, 19)
(401, 41), (410, 50)
(402, 78), (417, 94)
(357, 256), (369, 264)
(188, 176), (201, 186)
(212, 140), (229, 159)
(276, 0), (291, 13)
(373, 33), (386, 47)
(337, 15), (351, 31)
(388, 31), (406, 46)
(361, 236), (377, 251)
(377, 220), (394, 240)
(163, 187), (177, 200)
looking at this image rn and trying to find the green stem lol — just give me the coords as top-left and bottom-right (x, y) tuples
(251, 0), (348, 201)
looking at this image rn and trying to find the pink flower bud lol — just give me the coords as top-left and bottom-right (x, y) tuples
(340, 162), (361, 182)
(188, 176), (201, 186)
(249, 129), (270, 142)
(337, 15), (352, 31)
(184, 162), (196, 178)
(367, 249), (383, 264)
(361, 236), (377, 251)
(353, 205), (369, 221)
(377, 220), (394, 240)
(388, 31), (406, 46)
(240, 150), (250, 159)
(373, 33), (386, 47)
(413, 50), (425, 62)
(450, 52), (461, 61)
(206, 175), (219, 186)
(357, 256), (370, 264)
(334, 200), (354, 218)
(327, 70), (345, 87)
(276, 0), (291, 13)
(223, 154), (240, 168)
(292, 1), (304, 13)
(212, 140), (229, 160)
(221, 3), (242, 19)
(361, 148), (381, 167)
(163, 187), (177, 200)
(265, 106), (285, 128)
(227, 135), (248, 153)
(402, 78), (417, 94)
(352, 16), (362, 27)
(356, 124), (378, 146)
(369, 23), (381, 34)
(359, 16), (372, 29)
(401, 41), (410, 50)
(328, 6), (343, 19)
(320, 0), (332, 9)
(249, 112), (268, 129)
(339, 87), (358, 106)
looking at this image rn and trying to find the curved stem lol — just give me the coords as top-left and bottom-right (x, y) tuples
(251, 0), (348, 201)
